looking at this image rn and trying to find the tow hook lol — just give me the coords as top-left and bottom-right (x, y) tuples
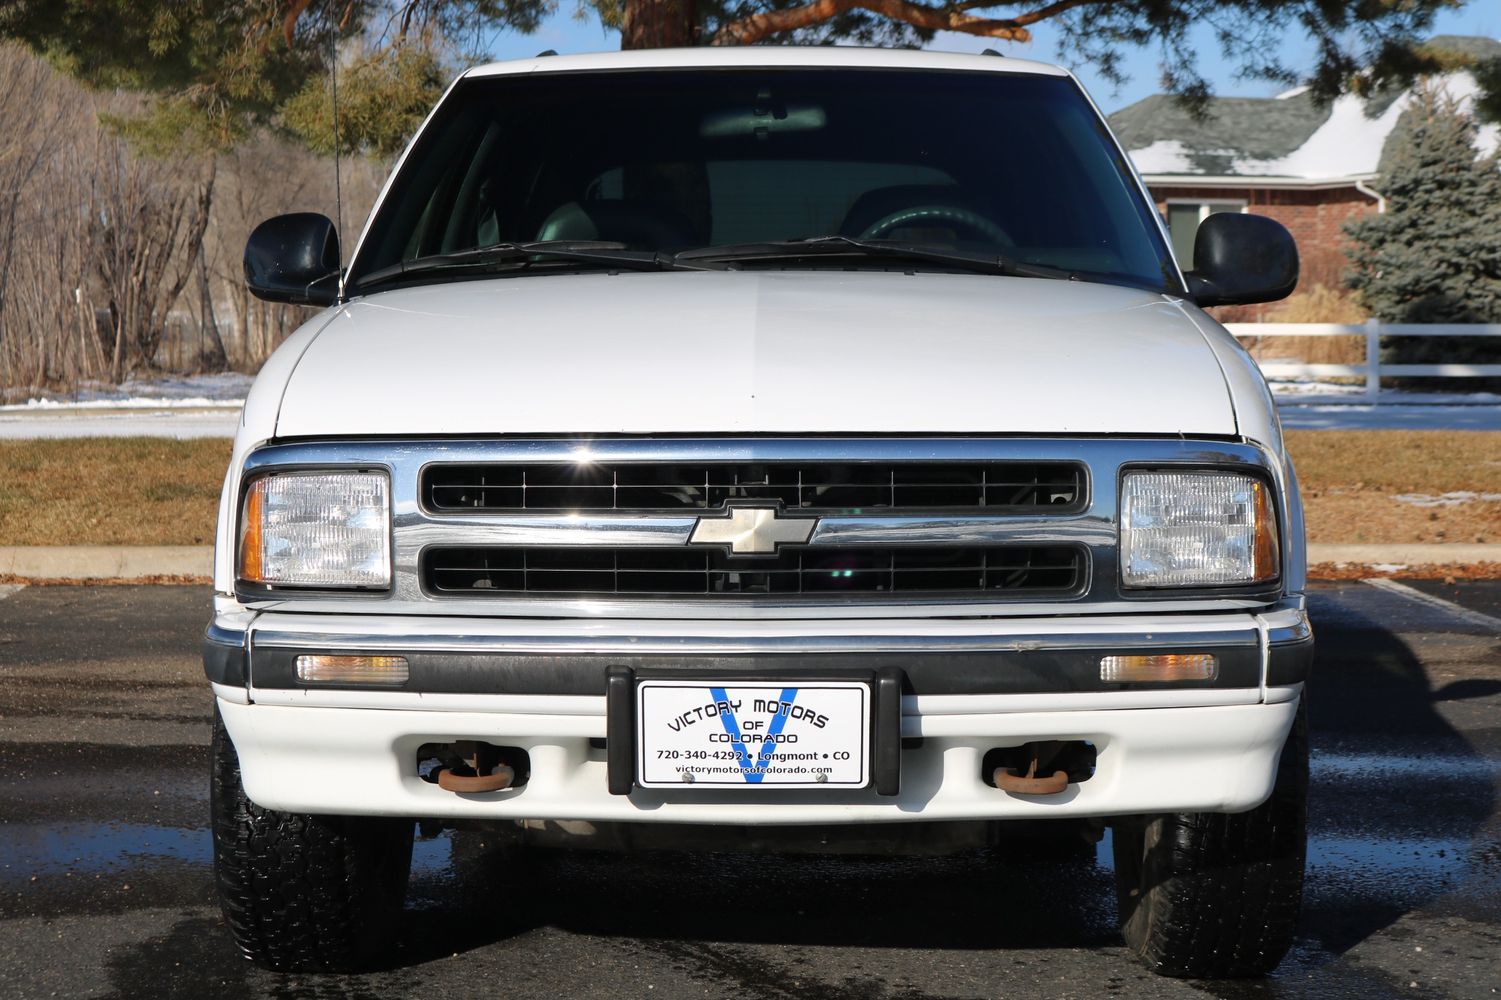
(434, 740), (517, 793)
(985, 739), (1095, 796)
(437, 764), (515, 793)
(993, 758), (1070, 796)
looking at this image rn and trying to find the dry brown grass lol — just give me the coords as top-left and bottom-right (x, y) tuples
(0, 438), (228, 546)
(1266, 284), (1368, 324)
(0, 433), (1496, 551)
(1242, 332), (1367, 367)
(1286, 430), (1501, 545)
(1236, 282), (1368, 375)
(1236, 284), (1369, 368)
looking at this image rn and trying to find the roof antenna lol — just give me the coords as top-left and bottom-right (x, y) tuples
(981, 48), (1003, 57)
(330, 9), (345, 277)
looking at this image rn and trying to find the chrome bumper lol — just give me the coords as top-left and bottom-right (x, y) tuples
(205, 602), (1313, 697)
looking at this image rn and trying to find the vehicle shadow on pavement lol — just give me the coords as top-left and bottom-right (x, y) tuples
(396, 833), (1120, 965)
(1283, 591), (1499, 970)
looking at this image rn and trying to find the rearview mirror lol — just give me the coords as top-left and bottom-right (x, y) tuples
(700, 104), (827, 138)
(1185, 213), (1298, 308)
(244, 213), (341, 306)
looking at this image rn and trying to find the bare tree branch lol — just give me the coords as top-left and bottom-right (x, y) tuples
(952, 0), (1098, 21)
(713, 0), (1098, 46)
(283, 0), (316, 46)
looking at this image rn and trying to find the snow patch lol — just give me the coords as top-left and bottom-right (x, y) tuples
(1264, 378), (1501, 404)
(0, 373), (251, 411)
(1435, 72), (1501, 158)
(4, 396), (243, 411)
(1232, 91), (1409, 178)
(1392, 491), (1501, 508)
(1268, 379), (1367, 397)
(1125, 140), (1207, 175)
(1127, 68), (1499, 179)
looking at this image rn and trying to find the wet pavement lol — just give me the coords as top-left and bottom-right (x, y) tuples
(1, 583), (1499, 1000)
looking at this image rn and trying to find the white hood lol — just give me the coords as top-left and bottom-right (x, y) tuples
(274, 270), (1236, 437)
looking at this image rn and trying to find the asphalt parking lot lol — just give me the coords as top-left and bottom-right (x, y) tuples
(1, 582), (1498, 1000)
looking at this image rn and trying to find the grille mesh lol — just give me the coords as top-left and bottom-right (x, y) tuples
(423, 545), (1084, 598)
(423, 461), (1083, 514)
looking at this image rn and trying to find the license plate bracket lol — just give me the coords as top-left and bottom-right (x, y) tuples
(606, 666), (903, 796)
(636, 680), (871, 788)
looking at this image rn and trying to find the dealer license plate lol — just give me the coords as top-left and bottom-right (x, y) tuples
(636, 680), (870, 788)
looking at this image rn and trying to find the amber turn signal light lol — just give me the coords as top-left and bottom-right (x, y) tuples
(239, 481), (266, 582)
(294, 655), (410, 685)
(1100, 653), (1218, 684)
(1250, 480), (1279, 583)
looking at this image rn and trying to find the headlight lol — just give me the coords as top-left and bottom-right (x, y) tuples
(1120, 471), (1278, 588)
(239, 471), (391, 588)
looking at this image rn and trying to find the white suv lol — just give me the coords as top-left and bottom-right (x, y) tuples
(207, 46), (1312, 979)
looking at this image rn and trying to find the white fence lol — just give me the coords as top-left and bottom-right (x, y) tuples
(1225, 322), (1501, 403)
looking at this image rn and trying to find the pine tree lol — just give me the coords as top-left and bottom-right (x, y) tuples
(1345, 85), (1501, 387)
(1347, 86), (1501, 323)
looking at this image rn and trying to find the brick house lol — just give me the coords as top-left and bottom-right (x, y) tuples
(1106, 35), (1501, 298)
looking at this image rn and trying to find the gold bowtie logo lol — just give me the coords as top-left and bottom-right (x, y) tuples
(688, 506), (816, 555)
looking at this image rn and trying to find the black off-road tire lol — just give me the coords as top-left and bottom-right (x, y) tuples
(211, 709), (414, 972)
(1112, 699), (1308, 978)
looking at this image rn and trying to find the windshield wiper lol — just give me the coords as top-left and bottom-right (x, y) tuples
(354, 240), (694, 291)
(675, 236), (1079, 281)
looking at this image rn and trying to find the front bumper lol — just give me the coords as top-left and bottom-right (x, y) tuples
(207, 603), (1311, 823)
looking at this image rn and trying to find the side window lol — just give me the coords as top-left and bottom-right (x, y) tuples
(1166, 201), (1246, 264)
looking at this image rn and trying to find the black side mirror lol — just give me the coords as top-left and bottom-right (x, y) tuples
(244, 213), (341, 306)
(1185, 213), (1299, 308)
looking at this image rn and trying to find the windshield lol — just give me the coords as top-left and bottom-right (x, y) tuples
(348, 68), (1178, 293)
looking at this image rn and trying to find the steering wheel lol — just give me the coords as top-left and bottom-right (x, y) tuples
(859, 205), (1012, 246)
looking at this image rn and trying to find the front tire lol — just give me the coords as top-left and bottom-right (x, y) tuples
(1112, 700), (1308, 978)
(211, 709), (414, 972)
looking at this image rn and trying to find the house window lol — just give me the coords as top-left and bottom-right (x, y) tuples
(1166, 200), (1246, 264)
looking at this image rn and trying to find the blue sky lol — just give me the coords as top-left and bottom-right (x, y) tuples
(484, 2), (1501, 113)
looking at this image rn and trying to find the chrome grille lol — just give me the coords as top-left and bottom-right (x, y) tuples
(423, 545), (1085, 597)
(423, 461), (1084, 514)
(237, 437), (1282, 615)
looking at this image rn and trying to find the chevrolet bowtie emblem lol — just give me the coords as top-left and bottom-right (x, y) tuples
(688, 506), (816, 555)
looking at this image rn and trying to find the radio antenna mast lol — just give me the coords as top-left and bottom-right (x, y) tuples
(330, 11), (344, 272)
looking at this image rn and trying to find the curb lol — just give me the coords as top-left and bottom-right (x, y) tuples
(0, 546), (212, 580)
(1307, 543), (1501, 566)
(1, 543), (1499, 583)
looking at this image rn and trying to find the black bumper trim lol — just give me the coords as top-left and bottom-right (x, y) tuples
(203, 623), (248, 687)
(874, 666), (902, 796)
(606, 666), (634, 795)
(1267, 632), (1315, 686)
(243, 643), (1262, 696)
